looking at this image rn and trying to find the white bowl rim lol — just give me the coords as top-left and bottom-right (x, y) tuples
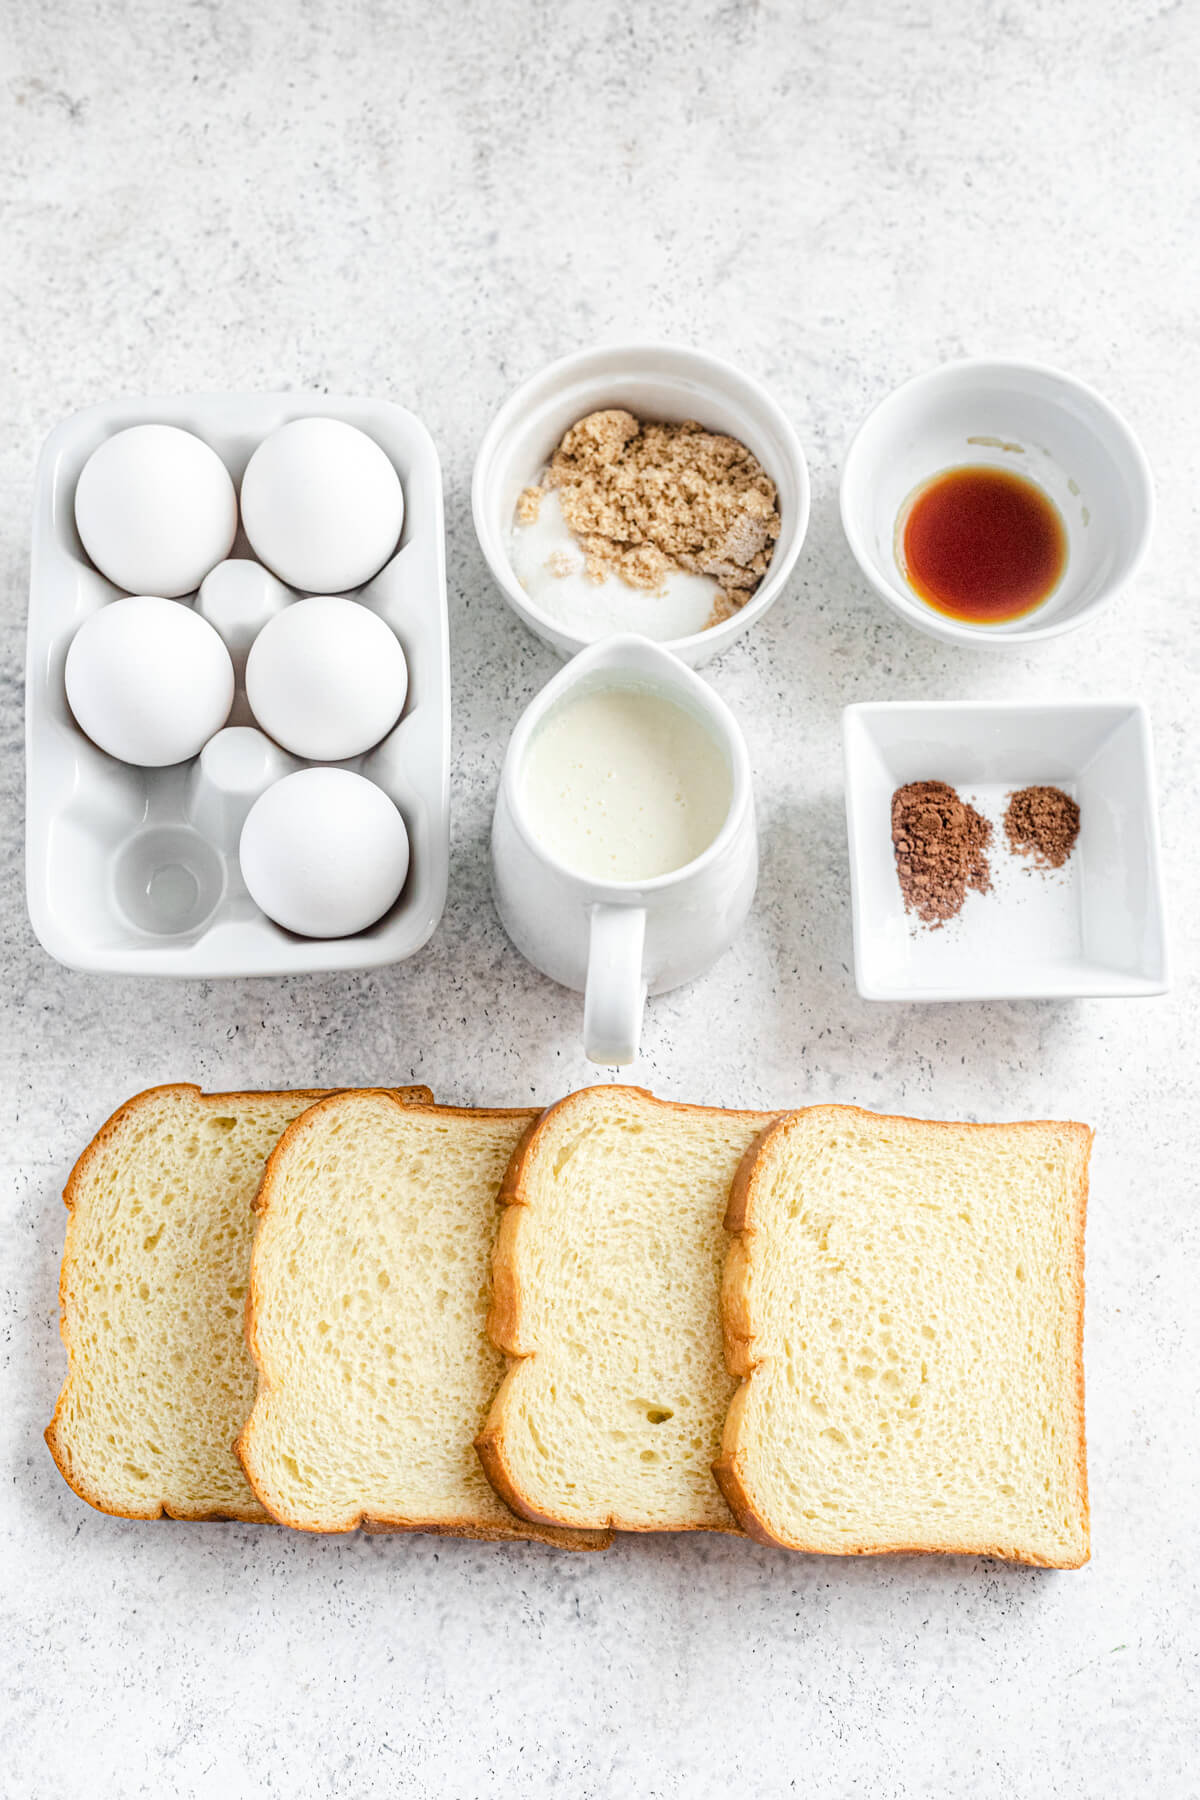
(472, 339), (811, 659)
(838, 354), (1156, 646)
(840, 694), (1171, 998)
(500, 632), (755, 893)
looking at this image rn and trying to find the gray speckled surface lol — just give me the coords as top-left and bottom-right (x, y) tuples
(3, 3), (1198, 1795)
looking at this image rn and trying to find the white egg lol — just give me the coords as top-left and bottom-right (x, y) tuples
(65, 596), (235, 767)
(240, 417), (405, 592)
(239, 768), (410, 937)
(245, 594), (408, 761)
(75, 425), (238, 597)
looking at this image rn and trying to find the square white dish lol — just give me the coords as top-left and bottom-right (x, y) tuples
(843, 701), (1169, 1001)
(26, 393), (449, 976)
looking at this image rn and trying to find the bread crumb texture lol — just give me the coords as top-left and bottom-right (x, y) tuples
(718, 1106), (1091, 1566)
(46, 1085), (351, 1520)
(482, 1087), (776, 1532)
(535, 409), (780, 609)
(237, 1095), (601, 1545)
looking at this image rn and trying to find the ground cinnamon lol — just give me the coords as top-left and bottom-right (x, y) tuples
(891, 781), (993, 927)
(1004, 786), (1080, 870)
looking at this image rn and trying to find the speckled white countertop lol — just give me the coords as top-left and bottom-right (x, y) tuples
(3, 3), (1198, 1795)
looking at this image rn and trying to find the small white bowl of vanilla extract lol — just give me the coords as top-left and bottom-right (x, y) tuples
(839, 358), (1154, 646)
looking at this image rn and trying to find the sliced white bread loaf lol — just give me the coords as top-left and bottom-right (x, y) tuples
(477, 1085), (777, 1533)
(714, 1105), (1092, 1566)
(46, 1083), (428, 1521)
(235, 1092), (610, 1548)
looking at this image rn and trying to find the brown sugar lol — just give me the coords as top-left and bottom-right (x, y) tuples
(891, 781), (993, 927)
(522, 408), (780, 611)
(515, 486), (543, 526)
(1004, 786), (1081, 870)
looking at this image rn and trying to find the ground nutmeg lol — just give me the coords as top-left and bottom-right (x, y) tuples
(890, 780), (993, 927)
(1003, 785), (1081, 870)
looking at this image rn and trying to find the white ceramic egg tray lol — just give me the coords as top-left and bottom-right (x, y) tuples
(26, 393), (449, 976)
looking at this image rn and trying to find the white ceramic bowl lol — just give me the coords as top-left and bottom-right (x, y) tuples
(840, 359), (1154, 646)
(843, 700), (1169, 1001)
(471, 343), (810, 668)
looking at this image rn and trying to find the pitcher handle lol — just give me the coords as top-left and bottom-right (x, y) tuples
(583, 904), (648, 1066)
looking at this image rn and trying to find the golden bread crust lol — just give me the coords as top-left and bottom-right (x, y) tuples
(45, 1083), (431, 1523)
(477, 1085), (777, 1534)
(715, 1104), (1093, 1567)
(237, 1091), (610, 1550)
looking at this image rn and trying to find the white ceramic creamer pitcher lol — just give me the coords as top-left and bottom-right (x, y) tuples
(491, 635), (758, 1065)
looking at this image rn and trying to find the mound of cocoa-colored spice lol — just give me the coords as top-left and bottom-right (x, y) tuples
(1004, 785), (1081, 870)
(891, 781), (993, 927)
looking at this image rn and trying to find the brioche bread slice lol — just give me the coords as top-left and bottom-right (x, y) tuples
(46, 1083), (429, 1521)
(477, 1086), (777, 1533)
(235, 1092), (609, 1548)
(714, 1106), (1092, 1566)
